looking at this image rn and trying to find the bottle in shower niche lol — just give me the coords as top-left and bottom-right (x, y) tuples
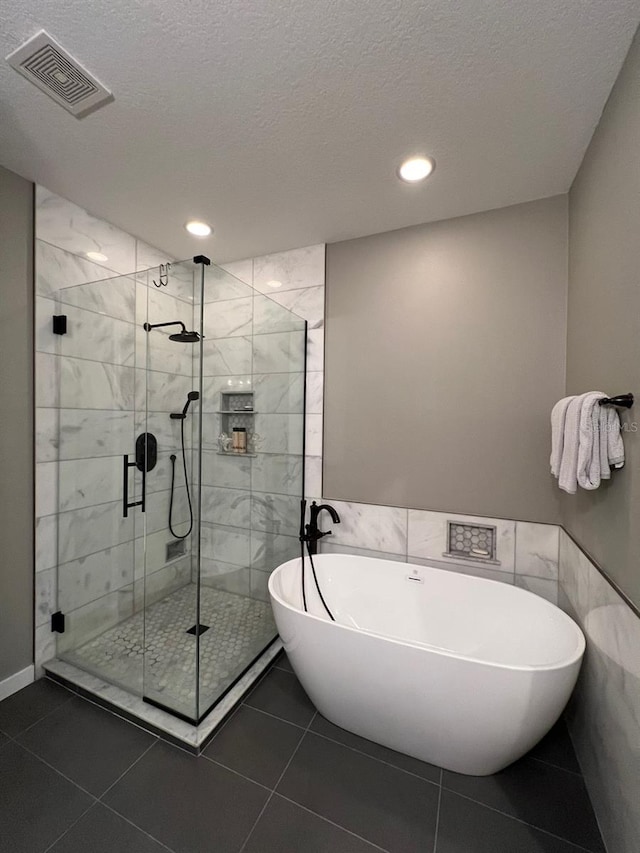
(233, 427), (247, 454)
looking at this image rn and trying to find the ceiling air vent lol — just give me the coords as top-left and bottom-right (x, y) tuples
(6, 30), (113, 118)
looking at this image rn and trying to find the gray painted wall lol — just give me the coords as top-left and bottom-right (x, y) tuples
(563, 28), (640, 609)
(324, 195), (568, 524)
(0, 165), (34, 680)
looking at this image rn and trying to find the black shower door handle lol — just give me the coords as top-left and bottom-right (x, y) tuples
(122, 454), (145, 517)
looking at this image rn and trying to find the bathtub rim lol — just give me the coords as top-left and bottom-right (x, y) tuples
(268, 553), (586, 674)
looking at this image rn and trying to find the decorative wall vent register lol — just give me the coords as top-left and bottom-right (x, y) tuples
(444, 521), (499, 564)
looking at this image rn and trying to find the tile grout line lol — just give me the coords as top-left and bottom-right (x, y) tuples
(42, 800), (98, 853)
(15, 739), (99, 801)
(241, 657), (284, 700)
(56, 568), (252, 632)
(38, 282), (194, 320)
(7, 686), (76, 740)
(201, 702), (242, 743)
(240, 672), (441, 785)
(233, 672), (596, 852)
(273, 794), (392, 853)
(12, 709), (595, 853)
(237, 710), (318, 853)
(44, 670), (585, 783)
(37, 348), (194, 378)
(297, 727), (441, 787)
(36, 238), (125, 278)
(199, 754), (272, 793)
(99, 801), (179, 853)
(440, 788), (602, 853)
(98, 738), (159, 802)
(240, 702), (308, 732)
(38, 349), (315, 381)
(527, 754), (584, 777)
(432, 769), (443, 853)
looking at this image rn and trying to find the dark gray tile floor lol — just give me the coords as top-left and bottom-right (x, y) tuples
(0, 655), (605, 853)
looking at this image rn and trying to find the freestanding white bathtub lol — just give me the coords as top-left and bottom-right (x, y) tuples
(268, 553), (585, 776)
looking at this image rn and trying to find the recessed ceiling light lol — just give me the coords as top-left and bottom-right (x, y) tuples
(86, 251), (108, 262)
(267, 280), (282, 289)
(185, 220), (212, 237)
(398, 156), (435, 183)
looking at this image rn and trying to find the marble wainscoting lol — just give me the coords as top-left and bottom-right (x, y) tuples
(316, 502), (559, 603)
(559, 530), (640, 853)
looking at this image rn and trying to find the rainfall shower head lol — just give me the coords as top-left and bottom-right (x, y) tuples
(169, 329), (200, 343)
(143, 321), (201, 343)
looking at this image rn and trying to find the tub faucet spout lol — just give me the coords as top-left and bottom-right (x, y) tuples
(303, 501), (341, 555)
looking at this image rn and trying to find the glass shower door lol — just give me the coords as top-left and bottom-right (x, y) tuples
(55, 271), (144, 695)
(196, 261), (307, 719)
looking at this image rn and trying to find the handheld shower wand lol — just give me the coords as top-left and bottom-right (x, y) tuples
(170, 391), (200, 420)
(168, 391), (199, 539)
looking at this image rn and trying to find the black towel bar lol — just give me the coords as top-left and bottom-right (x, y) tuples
(598, 393), (634, 408)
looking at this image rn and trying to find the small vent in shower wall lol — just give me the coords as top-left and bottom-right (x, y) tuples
(443, 521), (499, 564)
(6, 30), (113, 118)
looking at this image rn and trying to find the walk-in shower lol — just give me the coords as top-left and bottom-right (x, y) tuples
(48, 256), (307, 726)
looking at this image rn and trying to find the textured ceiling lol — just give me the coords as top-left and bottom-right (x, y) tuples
(1, 1), (638, 262)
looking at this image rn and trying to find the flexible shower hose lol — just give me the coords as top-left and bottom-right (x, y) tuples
(169, 416), (193, 539)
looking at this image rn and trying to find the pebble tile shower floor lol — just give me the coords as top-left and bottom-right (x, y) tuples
(0, 657), (605, 853)
(64, 585), (276, 717)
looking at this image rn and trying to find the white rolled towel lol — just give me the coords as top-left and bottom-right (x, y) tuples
(599, 404), (611, 479)
(606, 407), (625, 469)
(550, 396), (576, 478)
(577, 392), (607, 490)
(558, 395), (587, 494)
(595, 403), (624, 481)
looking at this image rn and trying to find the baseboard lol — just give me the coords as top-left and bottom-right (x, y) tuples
(0, 664), (35, 702)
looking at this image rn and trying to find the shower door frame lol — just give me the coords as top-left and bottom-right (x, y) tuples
(140, 257), (207, 724)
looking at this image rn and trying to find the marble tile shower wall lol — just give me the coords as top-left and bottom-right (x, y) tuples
(199, 246), (324, 601)
(558, 530), (640, 853)
(34, 187), (191, 675)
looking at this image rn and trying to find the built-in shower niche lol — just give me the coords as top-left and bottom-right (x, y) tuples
(49, 255), (307, 730)
(217, 390), (257, 457)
